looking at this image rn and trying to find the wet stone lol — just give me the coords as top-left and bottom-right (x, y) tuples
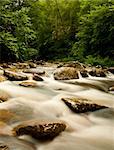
(19, 80), (38, 87)
(4, 70), (28, 81)
(89, 69), (106, 77)
(0, 143), (9, 150)
(80, 70), (88, 78)
(54, 67), (79, 80)
(12, 120), (66, 140)
(23, 69), (45, 75)
(0, 76), (6, 82)
(0, 135), (35, 150)
(0, 90), (11, 103)
(61, 97), (108, 113)
(33, 74), (43, 81)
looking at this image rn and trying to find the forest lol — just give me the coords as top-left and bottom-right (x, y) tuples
(0, 0), (114, 66)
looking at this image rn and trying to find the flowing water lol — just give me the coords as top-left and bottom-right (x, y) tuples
(0, 65), (114, 150)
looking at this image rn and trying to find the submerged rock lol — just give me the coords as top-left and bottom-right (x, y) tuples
(0, 76), (6, 82)
(61, 97), (108, 113)
(54, 67), (79, 80)
(19, 80), (37, 87)
(33, 74), (43, 81)
(109, 86), (114, 91)
(4, 70), (28, 81)
(0, 135), (35, 150)
(0, 143), (9, 150)
(12, 120), (66, 140)
(0, 90), (11, 103)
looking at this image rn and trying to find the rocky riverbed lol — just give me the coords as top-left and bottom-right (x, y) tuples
(0, 61), (114, 150)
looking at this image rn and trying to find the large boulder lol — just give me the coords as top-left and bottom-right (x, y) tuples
(4, 70), (28, 81)
(61, 97), (108, 113)
(54, 67), (79, 80)
(12, 120), (66, 140)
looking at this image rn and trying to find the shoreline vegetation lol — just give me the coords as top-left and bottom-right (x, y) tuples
(0, 0), (114, 67)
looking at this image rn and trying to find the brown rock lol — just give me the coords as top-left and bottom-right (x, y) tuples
(108, 67), (114, 74)
(0, 76), (6, 82)
(54, 67), (79, 80)
(109, 86), (114, 91)
(89, 68), (106, 77)
(29, 63), (37, 68)
(80, 70), (88, 78)
(16, 63), (30, 69)
(23, 69), (45, 75)
(33, 74), (43, 81)
(0, 90), (11, 103)
(61, 97), (108, 113)
(63, 61), (84, 69)
(12, 120), (66, 140)
(0, 109), (15, 123)
(0, 143), (9, 150)
(19, 81), (37, 87)
(4, 70), (28, 81)
(0, 135), (35, 150)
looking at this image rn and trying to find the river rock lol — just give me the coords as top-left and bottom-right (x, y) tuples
(19, 80), (37, 87)
(80, 69), (88, 78)
(29, 62), (37, 68)
(16, 63), (30, 69)
(23, 69), (45, 75)
(12, 120), (66, 140)
(0, 76), (6, 82)
(0, 143), (9, 150)
(0, 135), (35, 150)
(89, 68), (106, 77)
(63, 61), (84, 69)
(61, 97), (108, 113)
(0, 90), (11, 103)
(108, 67), (114, 74)
(33, 74), (43, 81)
(4, 70), (28, 81)
(54, 67), (79, 80)
(109, 86), (114, 91)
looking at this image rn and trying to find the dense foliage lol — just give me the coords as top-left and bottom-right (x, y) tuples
(0, 0), (114, 66)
